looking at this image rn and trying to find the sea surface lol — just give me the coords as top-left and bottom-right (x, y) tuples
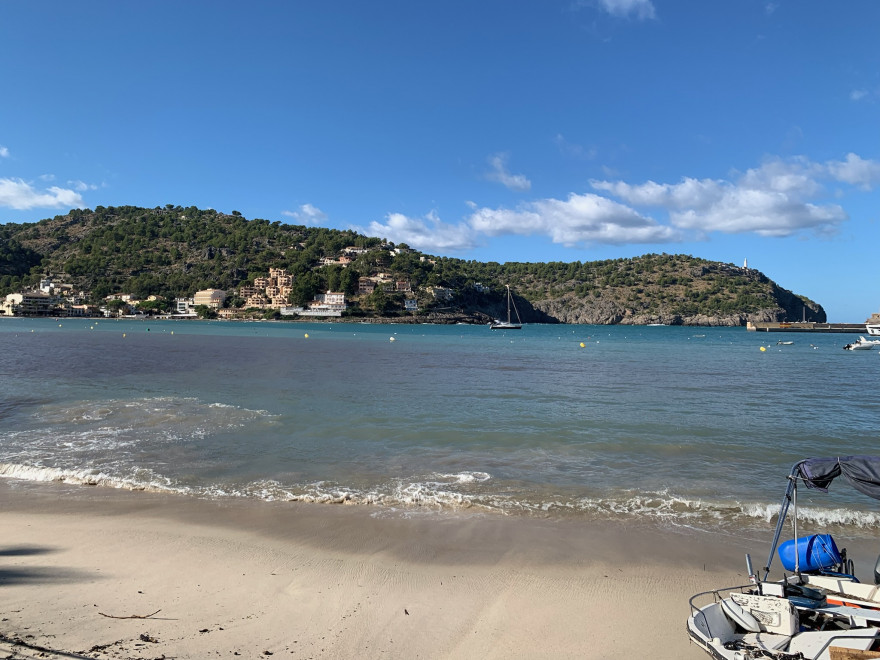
(2, 317), (879, 539)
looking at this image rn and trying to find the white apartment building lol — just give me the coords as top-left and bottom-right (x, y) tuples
(194, 289), (226, 309)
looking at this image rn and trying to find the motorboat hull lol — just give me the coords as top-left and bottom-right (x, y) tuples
(688, 581), (880, 659)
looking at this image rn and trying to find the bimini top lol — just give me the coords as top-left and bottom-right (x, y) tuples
(795, 456), (880, 500)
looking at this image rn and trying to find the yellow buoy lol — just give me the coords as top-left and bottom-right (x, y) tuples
(304, 333), (309, 338)
(390, 337), (396, 342)
(579, 342), (585, 348)
(123, 333), (126, 338)
(760, 346), (766, 352)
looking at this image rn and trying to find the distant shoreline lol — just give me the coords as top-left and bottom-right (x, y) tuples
(2, 314), (869, 327)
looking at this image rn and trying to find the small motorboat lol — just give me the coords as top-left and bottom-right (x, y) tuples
(687, 456), (880, 660)
(844, 337), (880, 350)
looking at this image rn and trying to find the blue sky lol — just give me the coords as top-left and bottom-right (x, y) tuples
(1, 1), (878, 321)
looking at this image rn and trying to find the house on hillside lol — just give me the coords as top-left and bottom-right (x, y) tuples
(358, 277), (377, 294)
(429, 286), (453, 302)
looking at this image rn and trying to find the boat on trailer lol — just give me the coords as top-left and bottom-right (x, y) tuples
(687, 456), (880, 660)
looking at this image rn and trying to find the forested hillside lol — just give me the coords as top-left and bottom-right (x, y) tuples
(0, 205), (824, 325)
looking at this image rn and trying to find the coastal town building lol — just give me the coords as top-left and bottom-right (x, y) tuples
(1, 291), (55, 316)
(429, 286), (453, 302)
(240, 268), (293, 309)
(1, 289), (98, 317)
(319, 255), (352, 267)
(358, 277), (377, 295)
(193, 289), (226, 309)
(298, 291), (347, 317)
(67, 304), (94, 317)
(1, 275), (93, 317)
(383, 280), (412, 293)
(39, 277), (74, 297)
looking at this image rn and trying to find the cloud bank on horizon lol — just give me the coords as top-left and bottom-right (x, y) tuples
(359, 152), (879, 253)
(3, 145), (878, 258)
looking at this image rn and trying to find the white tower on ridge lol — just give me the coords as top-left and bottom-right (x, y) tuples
(743, 258), (748, 269)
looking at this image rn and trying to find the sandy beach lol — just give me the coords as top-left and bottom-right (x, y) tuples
(0, 481), (784, 659)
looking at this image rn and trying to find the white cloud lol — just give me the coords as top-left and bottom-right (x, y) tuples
(0, 146), (9, 158)
(282, 203), (328, 224)
(738, 157), (824, 196)
(590, 156), (858, 237)
(467, 193), (679, 246)
(850, 89), (868, 101)
(68, 179), (98, 192)
(591, 177), (726, 209)
(826, 153), (880, 190)
(597, 0), (656, 20)
(364, 211), (478, 253)
(485, 153), (531, 192)
(0, 177), (85, 210)
(358, 152), (879, 257)
(554, 134), (597, 160)
(670, 191), (844, 238)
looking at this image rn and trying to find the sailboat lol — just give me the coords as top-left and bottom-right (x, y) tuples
(490, 285), (522, 330)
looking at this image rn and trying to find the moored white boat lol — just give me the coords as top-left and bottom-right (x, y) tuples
(489, 285), (522, 330)
(867, 324), (880, 337)
(687, 456), (880, 660)
(843, 336), (880, 350)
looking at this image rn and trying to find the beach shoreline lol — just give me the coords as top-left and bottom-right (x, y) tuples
(0, 480), (767, 660)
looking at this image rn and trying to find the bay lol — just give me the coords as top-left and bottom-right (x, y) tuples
(1, 317), (878, 538)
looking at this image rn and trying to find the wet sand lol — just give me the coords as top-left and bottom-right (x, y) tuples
(0, 481), (784, 659)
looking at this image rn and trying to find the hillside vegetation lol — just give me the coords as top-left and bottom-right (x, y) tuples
(0, 205), (824, 325)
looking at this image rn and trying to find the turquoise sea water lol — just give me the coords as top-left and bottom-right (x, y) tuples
(1, 317), (879, 536)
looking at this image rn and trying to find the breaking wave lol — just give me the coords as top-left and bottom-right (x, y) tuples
(0, 462), (187, 494)
(3, 461), (879, 536)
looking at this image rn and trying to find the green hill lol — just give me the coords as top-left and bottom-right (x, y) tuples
(0, 204), (824, 325)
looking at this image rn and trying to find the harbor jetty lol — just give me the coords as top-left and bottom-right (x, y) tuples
(747, 322), (866, 333)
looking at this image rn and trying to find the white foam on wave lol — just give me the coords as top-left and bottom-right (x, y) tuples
(4, 457), (879, 534)
(0, 462), (187, 494)
(199, 475), (493, 511)
(430, 471), (491, 484)
(791, 505), (880, 529)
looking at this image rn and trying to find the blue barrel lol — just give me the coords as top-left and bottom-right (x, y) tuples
(778, 534), (841, 572)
